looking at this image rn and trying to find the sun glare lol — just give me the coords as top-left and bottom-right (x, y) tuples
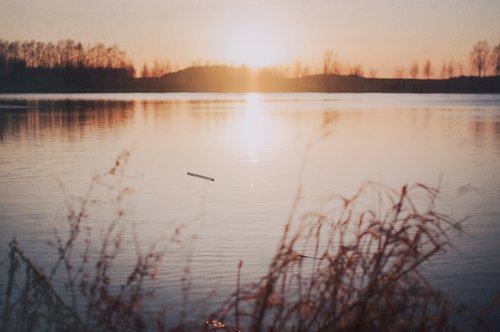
(223, 23), (282, 68)
(245, 93), (261, 109)
(242, 93), (266, 162)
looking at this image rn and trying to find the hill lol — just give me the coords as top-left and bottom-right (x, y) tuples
(1, 65), (499, 93)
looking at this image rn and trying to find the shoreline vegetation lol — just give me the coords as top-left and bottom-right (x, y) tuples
(1, 152), (498, 331)
(1, 39), (499, 94)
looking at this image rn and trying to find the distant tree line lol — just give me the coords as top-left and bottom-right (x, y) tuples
(259, 39), (499, 80)
(317, 41), (499, 80)
(140, 59), (175, 78)
(1, 37), (499, 93)
(133, 38), (500, 81)
(0, 39), (135, 91)
(0, 39), (134, 73)
(469, 40), (500, 77)
(388, 41), (500, 79)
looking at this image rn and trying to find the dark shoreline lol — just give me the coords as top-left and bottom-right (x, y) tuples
(1, 65), (499, 94)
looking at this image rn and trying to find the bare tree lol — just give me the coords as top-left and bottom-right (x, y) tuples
(393, 66), (405, 79)
(332, 58), (342, 75)
(423, 60), (432, 79)
(323, 49), (334, 75)
(457, 62), (464, 77)
(409, 61), (419, 79)
(162, 59), (172, 75)
(469, 40), (490, 77)
(322, 49), (341, 75)
(141, 63), (150, 78)
(446, 59), (455, 78)
(151, 59), (163, 77)
(440, 63), (447, 79)
(368, 69), (378, 78)
(0, 38), (132, 72)
(349, 64), (364, 77)
(491, 43), (500, 76)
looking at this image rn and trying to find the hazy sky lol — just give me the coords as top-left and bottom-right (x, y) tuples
(1, 0), (499, 76)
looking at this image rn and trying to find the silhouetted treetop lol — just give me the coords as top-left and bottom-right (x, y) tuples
(470, 40), (490, 77)
(0, 39), (134, 75)
(0, 39), (136, 92)
(492, 43), (500, 76)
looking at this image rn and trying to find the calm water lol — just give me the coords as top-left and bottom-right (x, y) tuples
(1, 93), (499, 326)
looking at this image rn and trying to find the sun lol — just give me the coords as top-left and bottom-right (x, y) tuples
(222, 22), (283, 68)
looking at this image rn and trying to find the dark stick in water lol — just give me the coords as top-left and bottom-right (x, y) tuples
(187, 172), (215, 182)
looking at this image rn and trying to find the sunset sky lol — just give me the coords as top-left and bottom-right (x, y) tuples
(1, 0), (499, 76)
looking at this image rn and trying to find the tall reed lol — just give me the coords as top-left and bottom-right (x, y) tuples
(3, 153), (497, 331)
(208, 182), (462, 331)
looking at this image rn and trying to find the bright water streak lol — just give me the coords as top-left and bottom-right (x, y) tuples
(0, 93), (499, 326)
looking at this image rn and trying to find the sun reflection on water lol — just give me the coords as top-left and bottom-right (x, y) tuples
(242, 93), (267, 163)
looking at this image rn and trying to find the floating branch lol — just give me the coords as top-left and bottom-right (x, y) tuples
(292, 250), (323, 260)
(297, 253), (323, 260)
(187, 172), (215, 182)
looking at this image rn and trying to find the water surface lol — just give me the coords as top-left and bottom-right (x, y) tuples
(1, 93), (499, 326)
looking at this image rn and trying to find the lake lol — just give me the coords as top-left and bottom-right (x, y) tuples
(1, 93), (499, 328)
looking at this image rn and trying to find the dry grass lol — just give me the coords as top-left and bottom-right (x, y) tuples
(206, 182), (463, 331)
(2, 152), (498, 331)
(1, 150), (167, 331)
